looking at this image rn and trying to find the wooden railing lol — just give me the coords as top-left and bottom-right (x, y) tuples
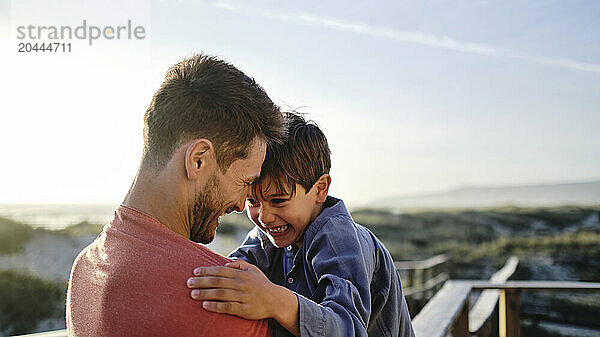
(412, 280), (600, 337)
(12, 330), (66, 337)
(469, 256), (519, 336)
(395, 254), (449, 314)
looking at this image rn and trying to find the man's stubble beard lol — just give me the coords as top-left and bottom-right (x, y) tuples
(190, 174), (225, 244)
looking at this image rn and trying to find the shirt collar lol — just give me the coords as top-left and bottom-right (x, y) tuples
(303, 196), (351, 240)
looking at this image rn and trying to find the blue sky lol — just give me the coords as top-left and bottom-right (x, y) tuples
(0, 0), (598, 206)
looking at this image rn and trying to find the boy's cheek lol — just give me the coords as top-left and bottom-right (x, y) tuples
(246, 207), (260, 225)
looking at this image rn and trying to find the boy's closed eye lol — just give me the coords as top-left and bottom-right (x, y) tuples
(270, 198), (289, 205)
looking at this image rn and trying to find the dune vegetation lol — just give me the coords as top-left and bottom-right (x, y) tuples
(0, 270), (65, 336)
(0, 217), (34, 255)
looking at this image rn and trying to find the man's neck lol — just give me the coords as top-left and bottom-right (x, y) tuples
(123, 167), (191, 240)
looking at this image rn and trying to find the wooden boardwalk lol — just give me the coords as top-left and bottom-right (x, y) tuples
(413, 280), (600, 337)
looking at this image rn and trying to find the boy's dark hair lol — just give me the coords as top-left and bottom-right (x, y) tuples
(254, 112), (331, 198)
(142, 53), (285, 171)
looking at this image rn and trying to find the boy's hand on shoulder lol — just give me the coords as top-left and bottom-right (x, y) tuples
(187, 260), (278, 320)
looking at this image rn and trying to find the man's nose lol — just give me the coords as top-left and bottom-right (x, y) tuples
(233, 195), (245, 213)
(229, 190), (247, 213)
(258, 205), (276, 225)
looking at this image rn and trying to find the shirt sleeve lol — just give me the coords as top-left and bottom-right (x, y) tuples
(229, 227), (273, 275)
(297, 217), (374, 337)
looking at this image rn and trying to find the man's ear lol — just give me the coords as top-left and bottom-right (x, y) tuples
(184, 139), (216, 180)
(313, 174), (331, 203)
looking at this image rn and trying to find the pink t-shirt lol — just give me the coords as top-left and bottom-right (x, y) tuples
(66, 205), (274, 337)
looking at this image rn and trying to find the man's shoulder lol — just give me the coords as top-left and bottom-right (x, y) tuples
(70, 232), (104, 271)
(68, 223), (274, 337)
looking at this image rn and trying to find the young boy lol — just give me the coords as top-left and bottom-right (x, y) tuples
(187, 113), (415, 337)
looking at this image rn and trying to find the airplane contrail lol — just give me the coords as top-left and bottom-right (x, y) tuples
(213, 1), (600, 73)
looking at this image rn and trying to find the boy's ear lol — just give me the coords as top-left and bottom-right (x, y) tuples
(184, 139), (216, 180)
(313, 174), (331, 203)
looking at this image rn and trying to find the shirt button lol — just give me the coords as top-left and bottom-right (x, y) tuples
(286, 245), (292, 251)
(287, 277), (294, 284)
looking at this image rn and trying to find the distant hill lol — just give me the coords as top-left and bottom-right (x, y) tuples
(371, 180), (600, 210)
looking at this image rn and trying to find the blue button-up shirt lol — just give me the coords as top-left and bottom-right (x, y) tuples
(230, 197), (415, 337)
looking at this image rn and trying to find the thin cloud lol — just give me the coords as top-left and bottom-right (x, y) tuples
(214, 2), (600, 73)
(214, 2), (237, 11)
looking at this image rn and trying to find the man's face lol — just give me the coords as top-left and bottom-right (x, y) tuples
(190, 138), (267, 244)
(246, 178), (321, 248)
(190, 174), (224, 244)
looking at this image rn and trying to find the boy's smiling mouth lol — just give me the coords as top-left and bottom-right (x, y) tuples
(266, 224), (289, 234)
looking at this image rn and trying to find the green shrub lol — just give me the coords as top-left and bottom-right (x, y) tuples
(0, 217), (34, 254)
(59, 221), (104, 236)
(0, 269), (66, 336)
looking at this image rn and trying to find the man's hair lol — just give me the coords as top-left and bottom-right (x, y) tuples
(142, 53), (285, 171)
(254, 112), (331, 198)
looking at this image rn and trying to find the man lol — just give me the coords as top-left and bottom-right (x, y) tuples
(66, 54), (285, 337)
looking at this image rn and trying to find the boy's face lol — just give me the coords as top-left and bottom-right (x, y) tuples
(246, 177), (323, 248)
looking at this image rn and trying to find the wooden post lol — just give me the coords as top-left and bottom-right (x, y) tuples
(408, 269), (414, 288)
(451, 299), (470, 337)
(415, 269), (423, 300)
(424, 267), (431, 298)
(499, 289), (520, 337)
